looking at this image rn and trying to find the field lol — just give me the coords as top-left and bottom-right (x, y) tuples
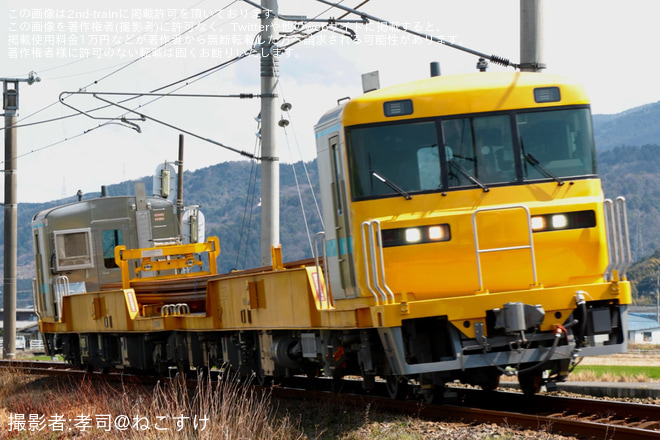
(568, 351), (660, 382)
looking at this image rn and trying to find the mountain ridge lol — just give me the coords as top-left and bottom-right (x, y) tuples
(593, 100), (660, 150)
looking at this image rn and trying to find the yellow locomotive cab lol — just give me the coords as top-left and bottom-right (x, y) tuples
(314, 71), (630, 397)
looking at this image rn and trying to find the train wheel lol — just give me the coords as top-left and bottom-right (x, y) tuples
(518, 371), (542, 396)
(480, 373), (501, 392)
(254, 369), (272, 386)
(385, 375), (408, 400)
(421, 385), (445, 405)
(196, 366), (209, 380)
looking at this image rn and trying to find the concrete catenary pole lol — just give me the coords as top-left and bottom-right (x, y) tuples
(1, 71), (39, 359)
(177, 134), (184, 230)
(520, 0), (546, 72)
(259, 0), (280, 266)
(3, 97), (17, 360)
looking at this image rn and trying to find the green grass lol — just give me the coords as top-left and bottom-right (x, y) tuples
(24, 355), (63, 361)
(572, 364), (660, 381)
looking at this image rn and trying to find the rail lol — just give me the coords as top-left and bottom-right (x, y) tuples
(604, 197), (632, 281)
(115, 237), (220, 289)
(361, 220), (394, 305)
(472, 205), (539, 293)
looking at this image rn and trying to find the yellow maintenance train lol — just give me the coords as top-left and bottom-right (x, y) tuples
(33, 71), (631, 399)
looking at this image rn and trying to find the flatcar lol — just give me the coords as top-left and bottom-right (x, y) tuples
(33, 70), (631, 400)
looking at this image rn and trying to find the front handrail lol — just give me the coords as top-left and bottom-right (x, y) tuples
(53, 275), (70, 322)
(603, 199), (616, 282)
(313, 231), (332, 309)
(604, 197), (631, 281)
(361, 220), (394, 305)
(472, 205), (539, 293)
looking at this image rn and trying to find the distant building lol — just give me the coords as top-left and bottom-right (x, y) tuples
(0, 308), (39, 332)
(628, 313), (660, 345)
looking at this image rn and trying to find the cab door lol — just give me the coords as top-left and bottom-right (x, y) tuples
(328, 135), (357, 298)
(91, 219), (131, 289)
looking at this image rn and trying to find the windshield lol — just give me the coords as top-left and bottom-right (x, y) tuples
(442, 114), (516, 188)
(517, 108), (596, 180)
(345, 107), (596, 201)
(347, 121), (440, 200)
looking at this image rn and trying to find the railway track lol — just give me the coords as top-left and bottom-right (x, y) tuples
(1, 359), (659, 439)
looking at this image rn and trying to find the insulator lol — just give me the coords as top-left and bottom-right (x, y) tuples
(278, 118), (289, 127)
(281, 102), (292, 111)
(490, 55), (512, 67)
(160, 168), (170, 198)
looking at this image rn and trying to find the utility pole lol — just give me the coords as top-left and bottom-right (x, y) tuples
(520, 0), (546, 72)
(656, 267), (659, 324)
(259, 0), (280, 266)
(176, 134), (184, 230)
(1, 71), (39, 359)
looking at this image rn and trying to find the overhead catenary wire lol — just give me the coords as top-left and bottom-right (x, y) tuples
(3, 0), (358, 134)
(5, 0), (372, 168)
(30, 0), (369, 161)
(1, 51), (253, 165)
(0, 0), (239, 132)
(282, 125), (315, 256)
(277, 84), (324, 231)
(229, 0), (372, 268)
(235, 116), (263, 270)
(4, 0), (216, 80)
(86, 92), (265, 160)
(315, 0), (518, 68)
(1, 34), (258, 165)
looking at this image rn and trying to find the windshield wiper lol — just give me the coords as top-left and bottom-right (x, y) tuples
(523, 153), (564, 185)
(371, 170), (412, 200)
(449, 160), (489, 192)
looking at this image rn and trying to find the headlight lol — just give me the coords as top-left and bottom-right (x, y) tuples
(531, 210), (596, 232)
(428, 225), (446, 240)
(382, 224), (451, 247)
(551, 214), (568, 229)
(531, 216), (546, 231)
(405, 228), (422, 243)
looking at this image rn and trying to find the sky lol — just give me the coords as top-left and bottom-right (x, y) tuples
(1, 0), (659, 203)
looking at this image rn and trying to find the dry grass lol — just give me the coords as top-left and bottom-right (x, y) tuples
(0, 369), (303, 440)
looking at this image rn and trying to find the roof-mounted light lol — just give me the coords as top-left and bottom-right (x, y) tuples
(383, 99), (413, 117)
(533, 86), (561, 103)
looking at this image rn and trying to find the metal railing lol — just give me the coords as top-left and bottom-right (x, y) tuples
(361, 219), (394, 305)
(53, 275), (70, 322)
(115, 237), (219, 289)
(604, 197), (632, 281)
(313, 231), (333, 310)
(472, 205), (539, 293)
(161, 303), (190, 316)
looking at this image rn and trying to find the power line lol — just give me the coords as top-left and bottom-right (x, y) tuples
(6, 51), (257, 165)
(0, 0), (238, 132)
(2, 0), (361, 132)
(3, 0), (371, 165)
(315, 0), (517, 68)
(85, 8), (224, 90)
